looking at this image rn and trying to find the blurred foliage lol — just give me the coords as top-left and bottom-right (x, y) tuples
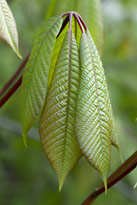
(0, 0), (137, 204)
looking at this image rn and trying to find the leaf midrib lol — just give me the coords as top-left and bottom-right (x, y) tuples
(60, 31), (72, 176)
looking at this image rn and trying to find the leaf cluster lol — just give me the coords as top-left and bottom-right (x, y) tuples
(20, 12), (120, 190)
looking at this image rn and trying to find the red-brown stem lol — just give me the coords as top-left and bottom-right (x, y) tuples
(0, 77), (22, 108)
(74, 17), (77, 40)
(73, 13), (85, 33)
(77, 14), (87, 30)
(0, 55), (29, 97)
(57, 15), (69, 38)
(82, 151), (137, 205)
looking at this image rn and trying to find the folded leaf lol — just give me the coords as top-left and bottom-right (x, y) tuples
(76, 30), (112, 189)
(20, 16), (63, 145)
(39, 31), (81, 190)
(0, 0), (21, 58)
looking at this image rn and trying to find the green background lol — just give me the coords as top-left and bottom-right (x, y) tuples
(0, 0), (137, 204)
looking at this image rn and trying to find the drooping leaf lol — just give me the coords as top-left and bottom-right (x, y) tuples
(45, 0), (103, 54)
(48, 15), (81, 84)
(48, 16), (69, 87)
(39, 31), (81, 190)
(0, 0), (21, 58)
(76, 29), (112, 190)
(20, 16), (63, 145)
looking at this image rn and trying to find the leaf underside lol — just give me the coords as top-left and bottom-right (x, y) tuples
(20, 16), (63, 145)
(39, 31), (81, 191)
(76, 30), (112, 189)
(0, 0), (21, 58)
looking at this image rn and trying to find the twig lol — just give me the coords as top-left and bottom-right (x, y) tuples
(82, 151), (137, 205)
(0, 55), (29, 97)
(0, 77), (22, 108)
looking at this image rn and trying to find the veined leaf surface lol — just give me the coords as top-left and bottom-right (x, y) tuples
(20, 16), (62, 144)
(48, 16), (81, 94)
(39, 31), (81, 190)
(0, 0), (21, 58)
(76, 30), (112, 189)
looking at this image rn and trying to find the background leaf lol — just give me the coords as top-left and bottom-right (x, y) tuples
(0, 0), (21, 58)
(76, 30), (112, 189)
(20, 16), (62, 144)
(39, 31), (81, 190)
(45, 0), (103, 54)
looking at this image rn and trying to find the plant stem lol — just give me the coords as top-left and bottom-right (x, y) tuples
(57, 15), (69, 38)
(0, 77), (22, 108)
(0, 55), (29, 97)
(0, 55), (29, 108)
(73, 13), (84, 33)
(82, 151), (137, 205)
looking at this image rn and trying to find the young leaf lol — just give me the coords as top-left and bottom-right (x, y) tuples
(76, 30), (112, 190)
(0, 0), (21, 58)
(20, 16), (63, 145)
(39, 31), (81, 191)
(48, 17), (69, 87)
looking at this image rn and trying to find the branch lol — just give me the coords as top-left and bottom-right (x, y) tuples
(0, 55), (29, 97)
(0, 55), (29, 108)
(82, 151), (137, 205)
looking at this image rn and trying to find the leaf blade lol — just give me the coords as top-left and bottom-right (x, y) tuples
(20, 16), (63, 144)
(0, 0), (21, 58)
(76, 30), (112, 189)
(39, 31), (81, 190)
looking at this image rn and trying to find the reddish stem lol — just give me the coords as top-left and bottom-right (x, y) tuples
(82, 151), (137, 205)
(0, 77), (22, 108)
(73, 13), (85, 33)
(0, 55), (29, 97)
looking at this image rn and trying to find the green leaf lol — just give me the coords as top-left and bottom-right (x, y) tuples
(48, 17), (69, 87)
(0, 0), (21, 58)
(76, 30), (112, 190)
(39, 31), (81, 190)
(45, 0), (103, 54)
(20, 16), (63, 145)
(48, 15), (81, 87)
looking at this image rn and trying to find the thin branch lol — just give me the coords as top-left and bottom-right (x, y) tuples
(0, 77), (22, 108)
(0, 55), (29, 97)
(73, 13), (85, 33)
(77, 14), (87, 30)
(0, 55), (29, 108)
(82, 151), (137, 205)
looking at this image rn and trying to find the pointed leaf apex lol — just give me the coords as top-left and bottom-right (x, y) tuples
(58, 177), (64, 192)
(103, 177), (107, 194)
(23, 132), (27, 147)
(16, 51), (22, 59)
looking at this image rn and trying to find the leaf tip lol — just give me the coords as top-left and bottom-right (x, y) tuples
(58, 177), (64, 192)
(103, 176), (107, 194)
(22, 132), (27, 147)
(16, 50), (23, 59)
